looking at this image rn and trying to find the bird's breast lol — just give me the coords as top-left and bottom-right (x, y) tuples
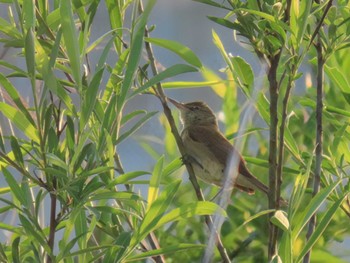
(181, 129), (224, 186)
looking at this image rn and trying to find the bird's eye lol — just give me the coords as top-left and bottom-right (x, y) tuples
(191, 106), (200, 111)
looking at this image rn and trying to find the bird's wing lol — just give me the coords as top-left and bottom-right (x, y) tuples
(187, 125), (269, 195)
(187, 125), (232, 166)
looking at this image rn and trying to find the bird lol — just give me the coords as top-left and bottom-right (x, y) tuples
(168, 97), (274, 197)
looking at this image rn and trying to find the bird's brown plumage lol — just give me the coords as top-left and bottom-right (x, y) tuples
(168, 97), (283, 201)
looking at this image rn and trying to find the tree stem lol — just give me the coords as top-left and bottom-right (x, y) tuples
(303, 31), (324, 263)
(267, 52), (281, 259)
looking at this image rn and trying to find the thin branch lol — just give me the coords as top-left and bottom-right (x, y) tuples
(140, 5), (230, 263)
(267, 51), (282, 260)
(276, 66), (296, 210)
(307, 0), (333, 51)
(303, 28), (325, 263)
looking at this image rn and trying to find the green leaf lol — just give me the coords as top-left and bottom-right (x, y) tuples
(131, 64), (198, 97)
(325, 105), (350, 117)
(270, 210), (290, 232)
(19, 214), (52, 254)
(296, 193), (349, 262)
(192, 0), (232, 10)
(207, 16), (240, 30)
(80, 67), (104, 128)
(2, 168), (26, 207)
(162, 158), (183, 178)
(23, 0), (35, 30)
(11, 237), (20, 263)
(237, 209), (276, 230)
(96, 34), (116, 71)
(118, 0), (157, 110)
(154, 201), (226, 230)
(162, 80), (231, 89)
(127, 180), (181, 256)
(291, 180), (342, 240)
(10, 136), (23, 167)
(105, 0), (124, 53)
(108, 171), (150, 186)
(147, 156), (164, 210)
(145, 38), (202, 68)
(325, 65), (350, 104)
(121, 110), (147, 125)
(230, 56), (254, 92)
(60, 0), (82, 90)
(89, 191), (143, 202)
(0, 102), (39, 142)
(126, 244), (205, 262)
(116, 111), (158, 145)
(0, 17), (21, 38)
(290, 0), (312, 49)
(24, 28), (35, 78)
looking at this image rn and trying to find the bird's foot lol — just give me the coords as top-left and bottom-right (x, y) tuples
(181, 154), (203, 169)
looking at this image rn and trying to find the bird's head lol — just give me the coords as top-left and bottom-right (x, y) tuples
(168, 98), (218, 128)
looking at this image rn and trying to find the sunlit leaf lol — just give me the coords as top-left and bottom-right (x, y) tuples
(60, 0), (82, 90)
(0, 103), (39, 142)
(145, 38), (202, 68)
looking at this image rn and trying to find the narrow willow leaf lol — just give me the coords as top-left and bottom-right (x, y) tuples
(23, 0), (35, 30)
(207, 16), (237, 30)
(116, 111), (158, 145)
(10, 136), (23, 167)
(162, 80), (231, 89)
(291, 180), (342, 240)
(270, 210), (290, 232)
(126, 244), (205, 262)
(12, 237), (20, 263)
(60, 0), (82, 90)
(131, 64), (198, 97)
(19, 214), (52, 254)
(127, 180), (181, 256)
(0, 102), (39, 142)
(89, 191), (143, 202)
(0, 17), (21, 38)
(201, 68), (227, 97)
(2, 168), (26, 206)
(192, 0), (232, 10)
(236, 8), (288, 30)
(108, 171), (150, 187)
(105, 0), (124, 53)
(145, 38), (202, 68)
(147, 156), (164, 210)
(96, 34), (116, 71)
(230, 56), (254, 93)
(244, 156), (299, 174)
(0, 73), (35, 125)
(118, 0), (157, 110)
(162, 158), (183, 178)
(80, 67), (104, 128)
(75, 210), (88, 252)
(154, 201), (226, 230)
(296, 193), (349, 262)
(24, 28), (35, 78)
(121, 110), (147, 125)
(237, 209), (275, 230)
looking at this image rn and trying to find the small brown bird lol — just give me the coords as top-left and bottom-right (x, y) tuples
(168, 98), (270, 195)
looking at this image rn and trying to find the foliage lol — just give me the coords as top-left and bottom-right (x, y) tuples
(0, 0), (350, 262)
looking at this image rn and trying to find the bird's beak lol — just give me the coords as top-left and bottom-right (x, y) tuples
(167, 97), (187, 110)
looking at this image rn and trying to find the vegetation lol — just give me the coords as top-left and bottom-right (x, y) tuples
(0, 0), (349, 262)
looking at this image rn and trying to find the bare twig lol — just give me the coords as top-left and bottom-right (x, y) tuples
(303, 30), (325, 263)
